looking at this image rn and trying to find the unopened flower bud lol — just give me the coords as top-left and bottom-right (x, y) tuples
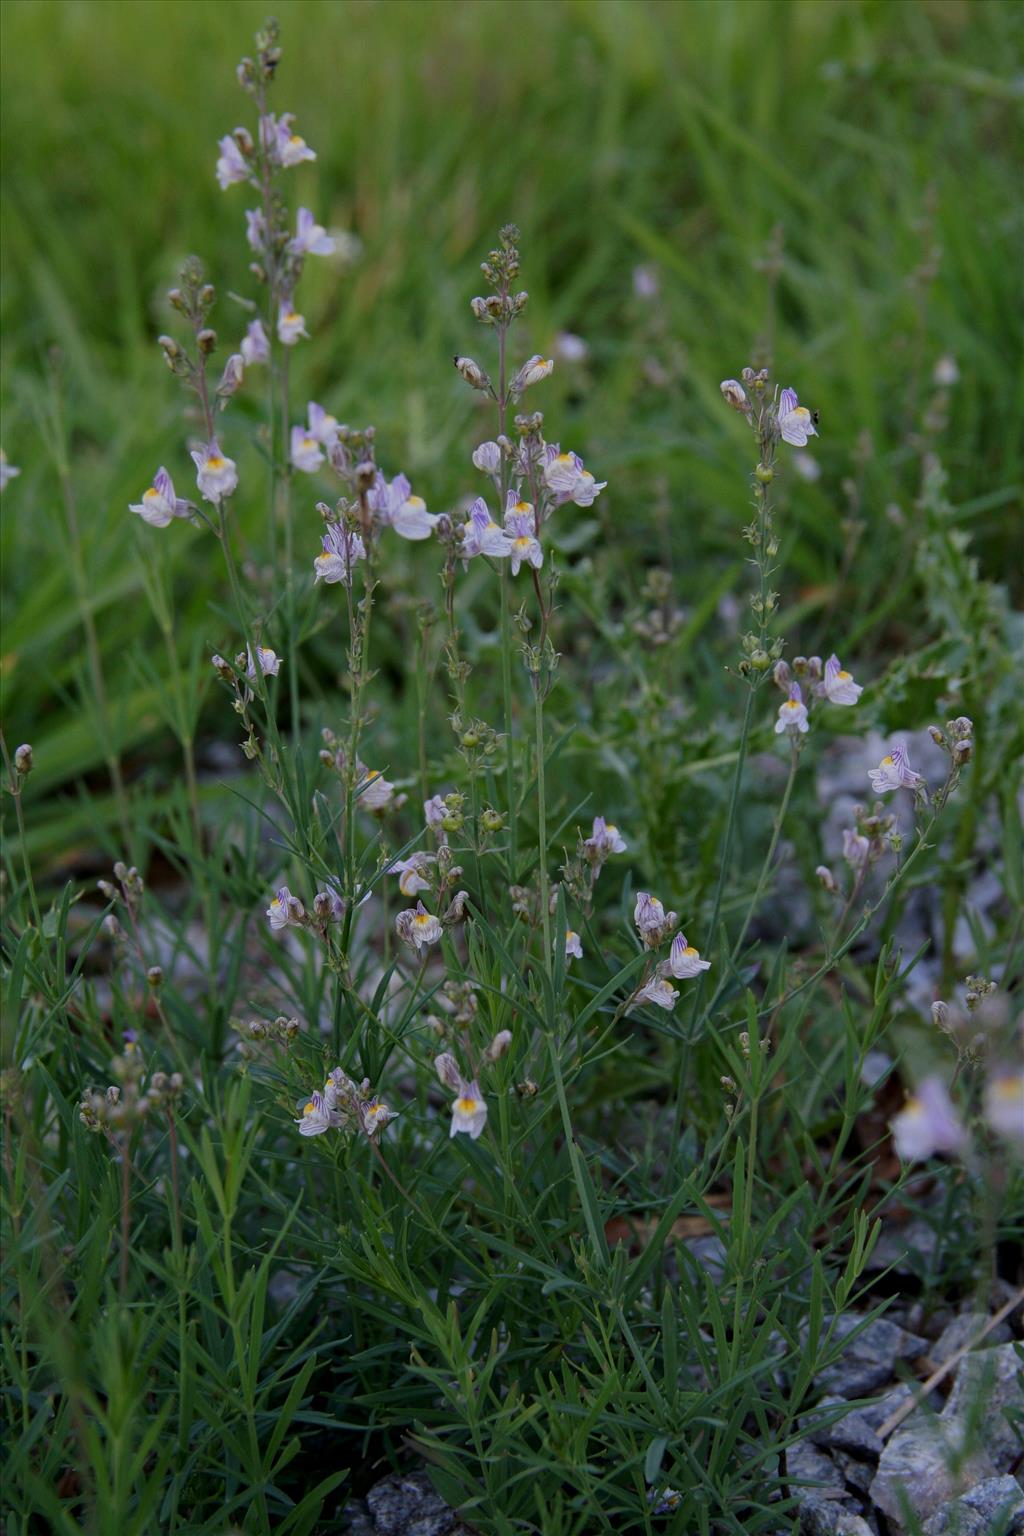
(167, 289), (186, 313)
(443, 890), (470, 923)
(102, 914), (122, 940)
(931, 1000), (950, 1031)
(470, 297), (491, 323)
(355, 460), (376, 492)
(234, 126), (254, 155)
(772, 661), (791, 692)
(793, 656), (808, 675)
(720, 378), (749, 411)
(815, 865), (837, 893)
(211, 653), (233, 680)
(97, 879), (117, 900)
(197, 328), (217, 356)
(516, 1079), (539, 1099)
(216, 352), (244, 398)
(147, 966), (163, 988)
(951, 738), (972, 765)
(13, 743), (33, 776)
(484, 1030), (513, 1063)
(928, 725), (946, 746)
(454, 355), (490, 390)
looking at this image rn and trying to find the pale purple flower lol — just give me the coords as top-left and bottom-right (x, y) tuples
(246, 645), (281, 680)
(631, 975), (678, 1012)
(314, 887), (346, 923)
(295, 1089), (339, 1137)
(260, 112), (316, 167)
(130, 466), (191, 527)
(240, 318), (269, 365)
(290, 425), (324, 474)
(583, 816), (627, 864)
(504, 505), (542, 575)
(190, 441), (238, 504)
(368, 472), (438, 541)
(461, 498), (511, 560)
(215, 132), (249, 190)
(424, 795), (448, 834)
(307, 401), (339, 446)
(842, 829), (870, 870)
(667, 934), (711, 979)
(0, 451), (20, 491)
(869, 745), (925, 795)
(512, 354), (554, 393)
(775, 684), (809, 736)
(358, 769), (395, 812)
(245, 208), (266, 251)
(648, 1487), (683, 1515)
(448, 1077), (488, 1140)
(277, 303), (309, 347)
(633, 264), (659, 299)
(554, 331), (588, 362)
(821, 654), (863, 706)
(984, 1073), (1024, 1146)
(776, 387), (818, 447)
(472, 441), (502, 476)
(288, 207), (335, 257)
(314, 523), (365, 585)
(793, 454), (821, 483)
(634, 892), (677, 946)
(267, 885), (304, 931)
(323, 1066), (359, 1112)
(395, 900), (443, 950)
(564, 930), (583, 961)
(542, 446), (606, 507)
(933, 355), (959, 387)
(359, 1097), (399, 1140)
(891, 1076), (967, 1161)
(388, 851), (436, 898)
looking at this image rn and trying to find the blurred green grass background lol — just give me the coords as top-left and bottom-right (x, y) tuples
(2, 0), (1021, 863)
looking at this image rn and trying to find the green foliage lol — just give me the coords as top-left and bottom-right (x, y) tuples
(1, 3), (1022, 1533)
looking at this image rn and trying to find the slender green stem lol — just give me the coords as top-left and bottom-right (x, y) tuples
(534, 680), (551, 966)
(279, 352), (301, 750)
(726, 737), (800, 974)
(159, 619), (202, 847)
(500, 568), (518, 879)
(11, 789), (41, 930)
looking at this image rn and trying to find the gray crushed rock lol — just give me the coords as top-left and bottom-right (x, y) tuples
(812, 1314), (928, 1398)
(346, 1470), (470, 1536)
(929, 1310), (1013, 1366)
(869, 1415), (998, 1531)
(941, 1341), (1024, 1473)
(922, 1475), (1024, 1536)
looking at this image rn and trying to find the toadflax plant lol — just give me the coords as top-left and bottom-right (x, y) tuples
(3, 18), (1019, 1536)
